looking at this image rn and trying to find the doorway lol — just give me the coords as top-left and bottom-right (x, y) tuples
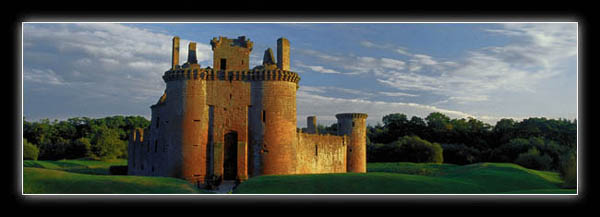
(223, 131), (238, 180)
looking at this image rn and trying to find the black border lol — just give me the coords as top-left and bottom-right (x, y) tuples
(9, 8), (593, 216)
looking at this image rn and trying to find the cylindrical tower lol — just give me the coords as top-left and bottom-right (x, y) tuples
(306, 116), (317, 134)
(252, 69), (300, 175)
(162, 39), (209, 184)
(336, 113), (368, 173)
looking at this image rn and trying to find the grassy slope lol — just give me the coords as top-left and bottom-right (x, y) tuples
(234, 162), (576, 194)
(24, 159), (127, 175)
(23, 159), (207, 194)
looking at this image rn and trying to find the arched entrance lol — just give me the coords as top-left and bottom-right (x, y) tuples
(223, 131), (238, 180)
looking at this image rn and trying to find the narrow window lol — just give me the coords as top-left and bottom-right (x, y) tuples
(352, 121), (355, 127)
(262, 110), (266, 123)
(155, 140), (158, 152)
(156, 117), (160, 128)
(315, 144), (318, 156)
(220, 58), (227, 70)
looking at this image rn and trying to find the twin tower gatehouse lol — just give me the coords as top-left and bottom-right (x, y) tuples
(128, 35), (368, 187)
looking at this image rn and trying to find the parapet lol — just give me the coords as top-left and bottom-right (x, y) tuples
(335, 113), (369, 120)
(162, 68), (301, 84)
(210, 36), (254, 51)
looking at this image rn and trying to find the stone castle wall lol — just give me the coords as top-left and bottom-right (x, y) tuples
(128, 36), (368, 186)
(295, 132), (347, 174)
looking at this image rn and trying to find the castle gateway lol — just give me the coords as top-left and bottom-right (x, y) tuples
(128, 36), (368, 187)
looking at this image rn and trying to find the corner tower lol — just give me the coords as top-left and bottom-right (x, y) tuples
(336, 113), (368, 173)
(211, 36), (253, 71)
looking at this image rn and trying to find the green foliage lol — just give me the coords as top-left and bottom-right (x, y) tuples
(91, 125), (127, 160)
(514, 147), (553, 171)
(23, 116), (149, 160)
(366, 113), (575, 168)
(441, 143), (481, 165)
(559, 150), (577, 188)
(23, 139), (39, 160)
(369, 136), (443, 164)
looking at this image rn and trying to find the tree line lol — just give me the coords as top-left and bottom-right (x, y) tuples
(23, 116), (150, 160)
(317, 112), (576, 187)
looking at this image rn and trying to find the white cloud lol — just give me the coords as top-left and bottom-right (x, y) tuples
(23, 23), (215, 119)
(378, 91), (418, 97)
(296, 89), (478, 126)
(296, 62), (342, 74)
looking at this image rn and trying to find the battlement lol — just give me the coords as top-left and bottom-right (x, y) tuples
(162, 68), (300, 84)
(335, 113), (369, 119)
(210, 36), (254, 51)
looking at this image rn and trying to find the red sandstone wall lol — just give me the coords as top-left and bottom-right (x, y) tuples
(181, 77), (209, 183)
(205, 77), (251, 181)
(259, 80), (298, 175)
(295, 132), (347, 174)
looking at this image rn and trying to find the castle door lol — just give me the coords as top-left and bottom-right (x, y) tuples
(223, 131), (238, 180)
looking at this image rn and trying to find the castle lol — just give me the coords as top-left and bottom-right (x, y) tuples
(127, 35), (368, 187)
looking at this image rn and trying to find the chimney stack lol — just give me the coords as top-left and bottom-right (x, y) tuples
(188, 42), (198, 64)
(172, 36), (180, 69)
(277, 38), (290, 71)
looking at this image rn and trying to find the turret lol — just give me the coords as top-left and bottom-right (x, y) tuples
(336, 113), (368, 173)
(306, 116), (318, 134)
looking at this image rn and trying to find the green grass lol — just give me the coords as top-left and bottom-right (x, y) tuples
(233, 162), (576, 194)
(23, 159), (209, 194)
(24, 167), (205, 194)
(24, 158), (127, 175)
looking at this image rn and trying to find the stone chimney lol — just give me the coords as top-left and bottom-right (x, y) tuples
(188, 42), (198, 64)
(172, 36), (180, 69)
(277, 38), (290, 71)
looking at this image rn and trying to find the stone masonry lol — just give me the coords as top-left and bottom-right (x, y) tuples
(128, 35), (368, 187)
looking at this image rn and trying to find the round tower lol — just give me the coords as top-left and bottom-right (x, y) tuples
(336, 113), (368, 173)
(253, 69), (300, 175)
(161, 38), (209, 184)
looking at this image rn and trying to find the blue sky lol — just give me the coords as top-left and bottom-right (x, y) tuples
(22, 23), (577, 126)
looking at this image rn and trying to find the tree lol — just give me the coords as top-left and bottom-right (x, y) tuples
(559, 150), (576, 188)
(382, 113), (409, 143)
(394, 136), (443, 163)
(425, 112), (452, 143)
(90, 125), (126, 159)
(68, 137), (92, 159)
(23, 138), (39, 160)
(514, 147), (553, 171)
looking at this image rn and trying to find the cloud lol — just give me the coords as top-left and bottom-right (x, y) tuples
(374, 23), (577, 107)
(378, 91), (418, 97)
(23, 23), (213, 120)
(300, 85), (373, 97)
(296, 89), (478, 126)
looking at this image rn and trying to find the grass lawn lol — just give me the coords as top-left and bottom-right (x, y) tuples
(233, 162), (576, 194)
(23, 159), (208, 194)
(23, 158), (127, 175)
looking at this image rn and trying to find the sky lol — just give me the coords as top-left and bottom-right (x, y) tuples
(22, 23), (578, 127)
